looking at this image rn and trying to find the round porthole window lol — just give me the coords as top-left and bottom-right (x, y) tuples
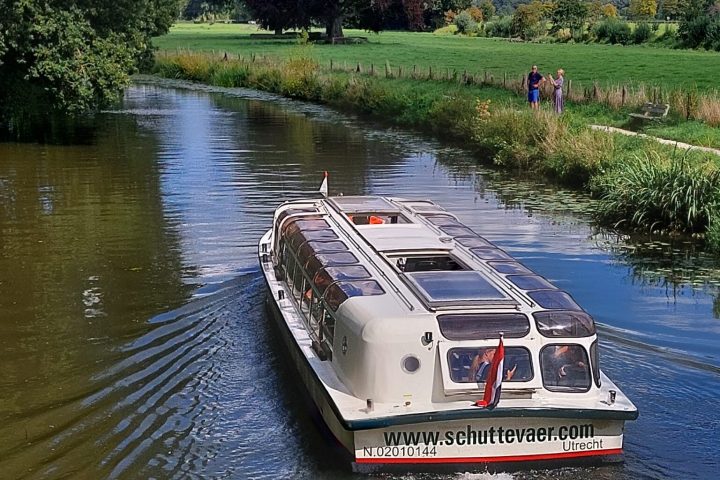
(402, 355), (420, 373)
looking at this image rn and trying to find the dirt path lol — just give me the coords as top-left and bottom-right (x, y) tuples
(589, 125), (720, 157)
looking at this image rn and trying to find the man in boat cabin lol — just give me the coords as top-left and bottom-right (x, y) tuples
(469, 348), (516, 382)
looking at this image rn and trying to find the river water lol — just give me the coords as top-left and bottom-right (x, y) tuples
(1, 79), (719, 480)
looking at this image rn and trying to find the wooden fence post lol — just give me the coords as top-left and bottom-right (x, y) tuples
(621, 85), (627, 106)
(398, 66), (402, 78)
(429, 66), (433, 80)
(330, 59), (333, 71)
(356, 62), (362, 73)
(370, 63), (374, 76)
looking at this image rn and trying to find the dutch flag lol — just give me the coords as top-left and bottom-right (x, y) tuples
(475, 336), (504, 409)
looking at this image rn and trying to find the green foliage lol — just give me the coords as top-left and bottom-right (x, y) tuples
(629, 0), (659, 19)
(0, 0), (183, 136)
(512, 3), (546, 39)
(592, 152), (720, 232)
(633, 22), (653, 43)
(454, 11), (479, 34)
(550, 0), (589, 38)
(486, 16), (514, 37)
(593, 18), (633, 44)
(477, 0), (496, 19)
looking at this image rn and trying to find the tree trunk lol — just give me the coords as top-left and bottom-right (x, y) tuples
(326, 15), (344, 39)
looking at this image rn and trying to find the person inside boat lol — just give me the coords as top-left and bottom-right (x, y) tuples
(541, 344), (589, 388)
(469, 348), (517, 382)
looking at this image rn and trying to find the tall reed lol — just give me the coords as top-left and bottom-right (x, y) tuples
(592, 152), (720, 233)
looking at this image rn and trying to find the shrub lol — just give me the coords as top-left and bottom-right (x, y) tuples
(486, 16), (513, 37)
(427, 92), (477, 137)
(633, 22), (652, 44)
(593, 19), (632, 44)
(433, 24), (459, 35)
(454, 11), (478, 35)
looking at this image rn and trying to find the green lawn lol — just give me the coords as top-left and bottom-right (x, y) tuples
(155, 23), (720, 92)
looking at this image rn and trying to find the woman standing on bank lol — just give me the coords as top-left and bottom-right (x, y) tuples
(548, 68), (565, 114)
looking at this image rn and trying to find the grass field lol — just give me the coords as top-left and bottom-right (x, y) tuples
(154, 23), (720, 92)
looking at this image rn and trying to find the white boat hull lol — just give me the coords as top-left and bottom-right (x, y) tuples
(260, 229), (631, 470)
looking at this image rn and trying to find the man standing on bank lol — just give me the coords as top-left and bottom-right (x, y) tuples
(527, 65), (544, 110)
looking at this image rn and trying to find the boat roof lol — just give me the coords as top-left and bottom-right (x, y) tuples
(275, 195), (582, 315)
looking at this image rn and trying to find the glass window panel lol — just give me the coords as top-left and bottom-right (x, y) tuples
(470, 248), (514, 261)
(438, 313), (530, 340)
(528, 290), (582, 310)
(533, 311), (596, 337)
(288, 228), (338, 251)
(314, 266), (371, 295)
(298, 240), (349, 266)
(488, 262), (532, 275)
(330, 196), (398, 212)
(423, 214), (462, 227)
(540, 344), (591, 392)
(281, 217), (327, 237)
(447, 347), (533, 383)
(277, 208), (317, 226)
(407, 271), (508, 302)
(455, 236), (494, 248)
(507, 275), (556, 291)
(440, 226), (478, 237)
(325, 280), (385, 311)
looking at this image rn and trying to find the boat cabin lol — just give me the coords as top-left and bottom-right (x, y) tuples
(268, 196), (600, 405)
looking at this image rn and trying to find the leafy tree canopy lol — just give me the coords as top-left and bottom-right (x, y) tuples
(0, 0), (184, 133)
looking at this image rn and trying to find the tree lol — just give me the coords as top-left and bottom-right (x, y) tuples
(511, 2), (546, 39)
(602, 3), (619, 17)
(244, 0), (306, 34)
(551, 0), (589, 37)
(629, 0), (658, 18)
(477, 0), (496, 19)
(0, 1), (183, 134)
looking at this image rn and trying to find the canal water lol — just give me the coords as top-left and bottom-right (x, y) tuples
(1, 78), (719, 480)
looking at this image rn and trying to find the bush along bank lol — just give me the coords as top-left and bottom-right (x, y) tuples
(153, 51), (720, 249)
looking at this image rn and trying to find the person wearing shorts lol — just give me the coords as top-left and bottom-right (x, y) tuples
(527, 65), (544, 110)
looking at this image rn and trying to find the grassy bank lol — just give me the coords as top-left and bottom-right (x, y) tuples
(153, 24), (720, 147)
(152, 51), (720, 248)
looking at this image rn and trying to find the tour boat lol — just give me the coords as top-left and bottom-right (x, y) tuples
(258, 181), (637, 470)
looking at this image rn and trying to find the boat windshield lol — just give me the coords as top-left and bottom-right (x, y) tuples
(540, 344), (592, 392)
(448, 347), (533, 383)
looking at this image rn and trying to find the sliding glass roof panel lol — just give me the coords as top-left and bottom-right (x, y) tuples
(406, 271), (510, 305)
(329, 196), (399, 213)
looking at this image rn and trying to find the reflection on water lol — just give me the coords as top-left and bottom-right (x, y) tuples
(1, 79), (719, 479)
